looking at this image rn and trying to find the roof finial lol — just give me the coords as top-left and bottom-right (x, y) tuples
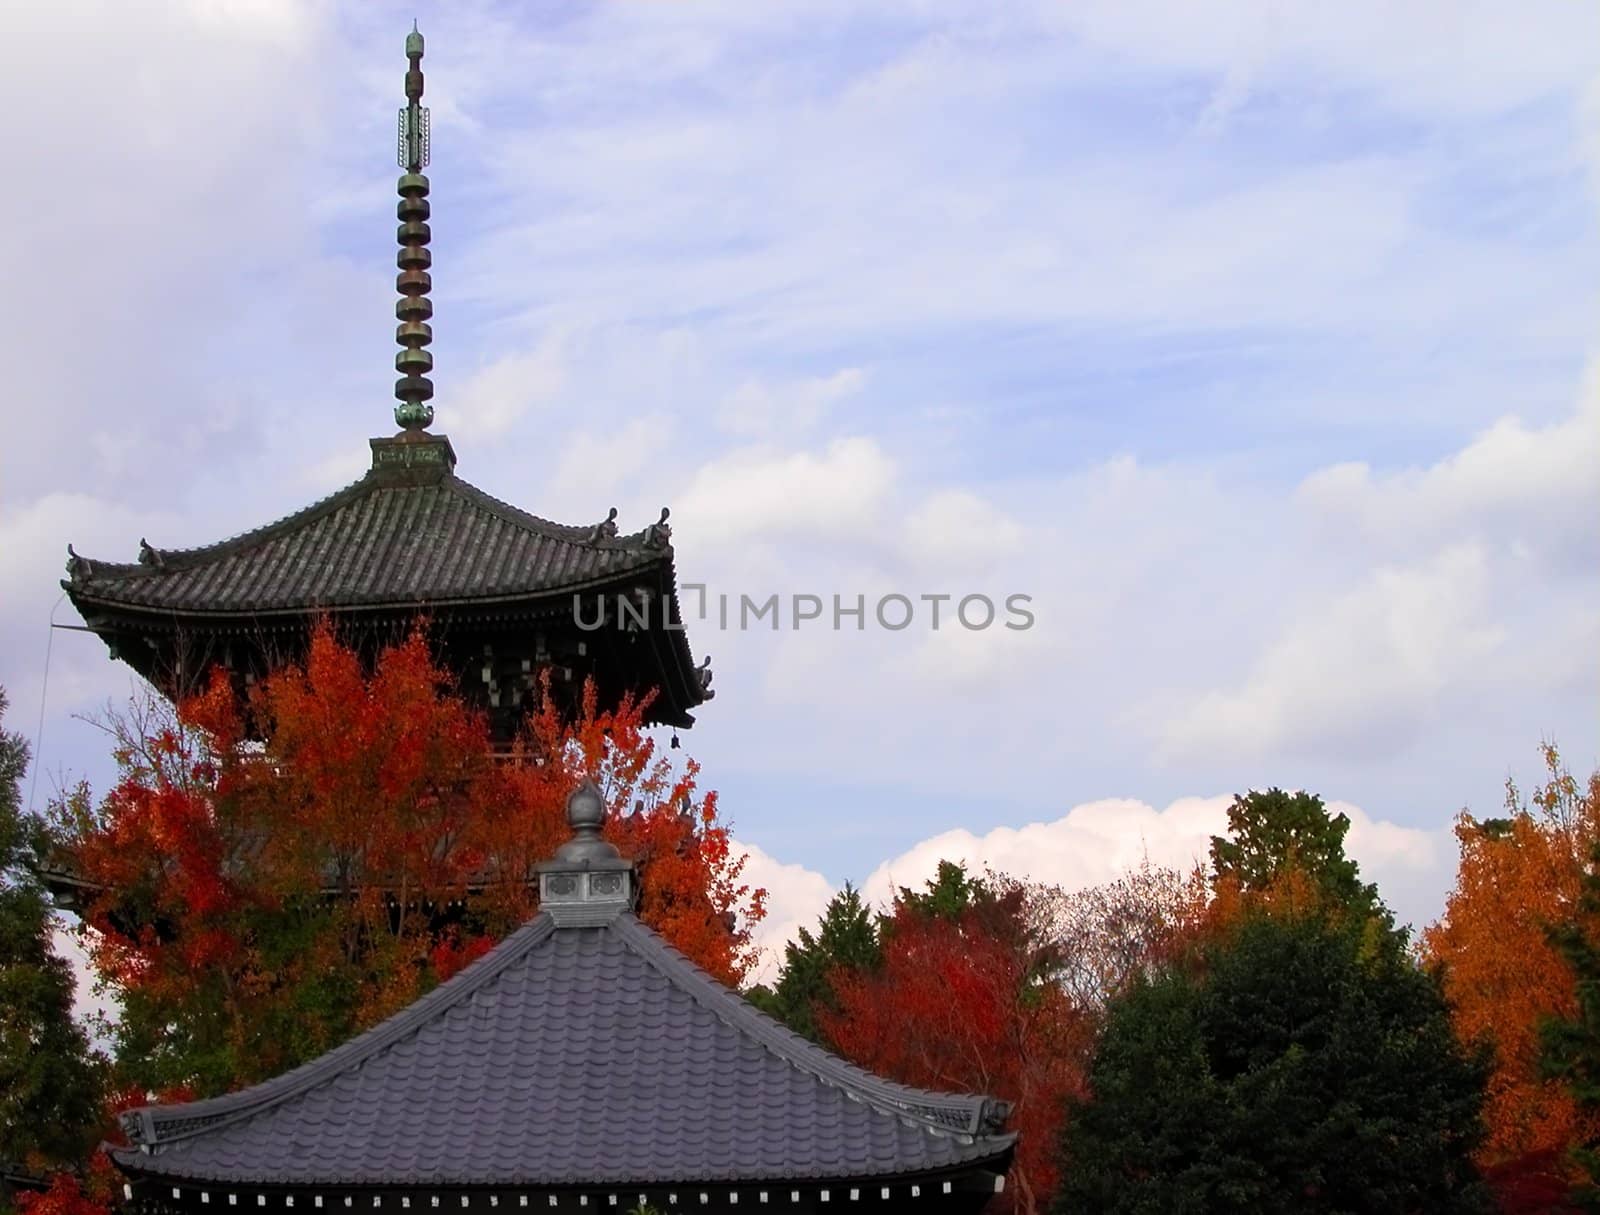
(536, 781), (638, 925)
(394, 23), (434, 431)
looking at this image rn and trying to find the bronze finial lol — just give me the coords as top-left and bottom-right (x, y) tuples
(394, 22), (434, 431)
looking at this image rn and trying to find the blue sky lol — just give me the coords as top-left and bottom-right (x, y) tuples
(3, 0), (1597, 977)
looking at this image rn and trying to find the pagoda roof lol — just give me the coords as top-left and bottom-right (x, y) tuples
(63, 435), (679, 618)
(112, 911), (1014, 1191)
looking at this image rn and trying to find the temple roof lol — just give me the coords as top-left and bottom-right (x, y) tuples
(112, 911), (1014, 1189)
(63, 436), (679, 618)
(59, 27), (713, 731)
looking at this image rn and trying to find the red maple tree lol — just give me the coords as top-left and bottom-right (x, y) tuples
(53, 623), (764, 1095)
(819, 873), (1093, 1215)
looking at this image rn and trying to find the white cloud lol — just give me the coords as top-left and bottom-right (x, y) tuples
(4, 0), (331, 503)
(1297, 370), (1600, 569)
(863, 794), (1449, 931)
(0, 494), (189, 726)
(674, 437), (896, 548)
(732, 839), (838, 986)
(739, 791), (1452, 984)
(549, 415), (677, 507)
(1145, 376), (1598, 771)
(180, 0), (314, 43)
(892, 596), (1048, 691)
(1161, 544), (1505, 764)
(448, 333), (572, 441)
(860, 795), (1228, 910)
(720, 368), (866, 437)
(1040, 1), (1600, 121)
(902, 489), (1026, 572)
(1584, 75), (1600, 207)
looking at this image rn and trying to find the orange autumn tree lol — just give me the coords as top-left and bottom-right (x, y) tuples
(1422, 744), (1600, 1189)
(51, 623), (763, 1099)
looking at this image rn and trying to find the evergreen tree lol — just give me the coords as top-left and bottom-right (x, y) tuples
(896, 859), (988, 920)
(1056, 910), (1489, 1213)
(1210, 787), (1383, 920)
(747, 883), (880, 1043)
(1542, 838), (1600, 1209)
(0, 688), (104, 1171)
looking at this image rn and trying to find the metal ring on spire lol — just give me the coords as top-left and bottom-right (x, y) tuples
(394, 22), (434, 431)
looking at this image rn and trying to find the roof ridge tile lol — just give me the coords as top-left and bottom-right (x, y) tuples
(607, 915), (1001, 1139)
(120, 916), (558, 1148)
(113, 912), (1015, 1189)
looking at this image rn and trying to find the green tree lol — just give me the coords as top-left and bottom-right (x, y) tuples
(747, 883), (881, 1043)
(0, 688), (104, 1172)
(1542, 836), (1600, 1209)
(1056, 910), (1489, 1214)
(897, 859), (988, 920)
(1210, 787), (1381, 920)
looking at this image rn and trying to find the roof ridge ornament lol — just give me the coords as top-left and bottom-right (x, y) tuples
(590, 506), (620, 542)
(64, 543), (93, 580)
(394, 21), (435, 432)
(645, 506), (672, 549)
(536, 780), (637, 926)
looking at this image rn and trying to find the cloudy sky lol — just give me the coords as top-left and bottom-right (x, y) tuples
(3, 0), (1597, 987)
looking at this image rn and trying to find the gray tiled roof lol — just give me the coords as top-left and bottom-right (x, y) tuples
(114, 913), (1015, 1188)
(64, 473), (670, 616)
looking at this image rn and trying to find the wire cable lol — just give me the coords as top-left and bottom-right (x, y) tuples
(27, 591), (66, 814)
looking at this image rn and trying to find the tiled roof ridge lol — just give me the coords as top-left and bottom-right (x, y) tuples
(610, 915), (1011, 1143)
(445, 479), (668, 553)
(69, 473), (668, 585)
(68, 477), (373, 581)
(119, 916), (560, 1150)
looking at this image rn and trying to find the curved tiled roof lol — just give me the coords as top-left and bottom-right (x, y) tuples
(114, 913), (1014, 1188)
(63, 471), (673, 616)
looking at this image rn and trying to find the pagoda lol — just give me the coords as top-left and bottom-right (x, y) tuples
(61, 23), (710, 740)
(110, 783), (1016, 1213)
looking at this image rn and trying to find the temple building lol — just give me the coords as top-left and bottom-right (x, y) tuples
(75, 26), (1017, 1213)
(110, 784), (1016, 1213)
(61, 22), (710, 741)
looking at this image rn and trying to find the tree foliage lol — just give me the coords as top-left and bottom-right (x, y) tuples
(1057, 788), (1490, 1212)
(1543, 844), (1600, 1209)
(0, 686), (104, 1173)
(1422, 743), (1600, 1202)
(1057, 909), (1489, 1214)
(1036, 856), (1209, 1012)
(1210, 787), (1380, 921)
(751, 857), (1212, 1213)
(1536, 752), (1600, 1208)
(745, 883), (880, 1044)
(819, 865), (1092, 1215)
(50, 625), (764, 1099)
(11, 1157), (120, 1215)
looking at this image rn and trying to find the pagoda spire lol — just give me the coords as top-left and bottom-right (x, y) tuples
(394, 21), (434, 431)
